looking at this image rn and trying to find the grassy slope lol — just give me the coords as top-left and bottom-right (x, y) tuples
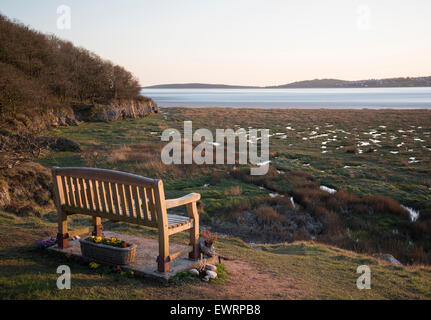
(3, 108), (431, 299)
(36, 108), (431, 252)
(1, 210), (430, 300)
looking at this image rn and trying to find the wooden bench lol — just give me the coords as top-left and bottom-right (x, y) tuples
(51, 167), (201, 272)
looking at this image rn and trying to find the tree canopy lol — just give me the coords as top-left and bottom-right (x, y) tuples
(0, 14), (142, 118)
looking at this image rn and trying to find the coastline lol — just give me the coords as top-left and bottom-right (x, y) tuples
(142, 87), (431, 109)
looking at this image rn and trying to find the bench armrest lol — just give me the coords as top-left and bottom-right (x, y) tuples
(165, 193), (201, 209)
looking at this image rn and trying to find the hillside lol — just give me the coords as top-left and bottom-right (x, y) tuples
(271, 77), (431, 88)
(35, 108), (431, 267)
(144, 76), (431, 89)
(0, 14), (159, 220)
(269, 78), (349, 88)
(0, 13), (157, 135)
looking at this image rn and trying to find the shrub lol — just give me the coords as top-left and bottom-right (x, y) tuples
(292, 228), (311, 241)
(362, 195), (410, 219)
(293, 188), (330, 209)
(345, 145), (357, 153)
(326, 191), (360, 213)
(224, 186), (242, 196)
(266, 195), (294, 211)
(201, 227), (217, 245)
(209, 171), (225, 184)
(256, 205), (282, 223)
(352, 204), (369, 215)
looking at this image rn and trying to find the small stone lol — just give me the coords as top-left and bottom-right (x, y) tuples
(205, 264), (217, 272)
(382, 254), (402, 266)
(189, 268), (199, 276)
(202, 275), (210, 282)
(206, 270), (217, 279)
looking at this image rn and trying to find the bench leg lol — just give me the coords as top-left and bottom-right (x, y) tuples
(157, 230), (170, 272)
(187, 202), (200, 260)
(92, 216), (102, 237)
(57, 213), (69, 249)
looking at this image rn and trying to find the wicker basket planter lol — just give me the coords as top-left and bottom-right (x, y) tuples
(79, 239), (137, 265)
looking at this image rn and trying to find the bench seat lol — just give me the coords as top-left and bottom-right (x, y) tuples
(167, 214), (193, 228)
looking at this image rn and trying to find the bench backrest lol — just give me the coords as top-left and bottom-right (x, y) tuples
(52, 167), (167, 228)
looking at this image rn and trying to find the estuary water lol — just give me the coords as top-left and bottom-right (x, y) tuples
(141, 87), (431, 109)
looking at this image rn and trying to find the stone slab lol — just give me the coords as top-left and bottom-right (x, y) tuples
(47, 231), (217, 281)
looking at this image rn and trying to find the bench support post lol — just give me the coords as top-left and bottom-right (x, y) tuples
(187, 202), (200, 260)
(157, 229), (170, 272)
(157, 255), (170, 273)
(92, 216), (102, 237)
(56, 227), (69, 249)
(52, 168), (69, 249)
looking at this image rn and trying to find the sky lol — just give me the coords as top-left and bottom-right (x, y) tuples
(1, 0), (431, 86)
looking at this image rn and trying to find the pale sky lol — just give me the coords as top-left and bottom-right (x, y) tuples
(1, 0), (431, 86)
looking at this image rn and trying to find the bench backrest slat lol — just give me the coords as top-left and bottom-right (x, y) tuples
(60, 176), (70, 206)
(139, 186), (151, 222)
(52, 167), (165, 227)
(111, 183), (121, 215)
(132, 185), (143, 219)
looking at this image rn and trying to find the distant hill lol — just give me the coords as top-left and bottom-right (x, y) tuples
(268, 78), (349, 88)
(144, 76), (431, 89)
(271, 77), (431, 88)
(144, 83), (258, 89)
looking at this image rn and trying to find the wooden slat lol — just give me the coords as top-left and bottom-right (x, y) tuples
(56, 175), (65, 205)
(104, 181), (114, 214)
(119, 184), (128, 216)
(66, 176), (76, 207)
(132, 185), (143, 220)
(124, 184), (135, 218)
(139, 187), (151, 222)
(168, 222), (193, 235)
(168, 216), (191, 223)
(78, 178), (88, 210)
(62, 205), (155, 226)
(73, 177), (82, 208)
(98, 180), (107, 213)
(60, 176), (70, 206)
(54, 167), (157, 187)
(111, 183), (121, 215)
(91, 179), (101, 212)
(148, 188), (158, 222)
(85, 179), (95, 211)
(165, 193), (201, 209)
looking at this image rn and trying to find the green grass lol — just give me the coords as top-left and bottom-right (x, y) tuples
(39, 108), (431, 211)
(1, 210), (431, 299)
(34, 107), (431, 263)
(9, 107), (428, 298)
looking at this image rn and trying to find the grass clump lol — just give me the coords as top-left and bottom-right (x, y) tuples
(211, 263), (228, 284)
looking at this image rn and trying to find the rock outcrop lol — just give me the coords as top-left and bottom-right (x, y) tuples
(0, 162), (52, 208)
(72, 98), (158, 122)
(36, 137), (81, 152)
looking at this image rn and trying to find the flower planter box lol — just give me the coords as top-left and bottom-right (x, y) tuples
(79, 239), (137, 265)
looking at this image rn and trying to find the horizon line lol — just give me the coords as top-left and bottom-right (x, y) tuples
(142, 75), (431, 88)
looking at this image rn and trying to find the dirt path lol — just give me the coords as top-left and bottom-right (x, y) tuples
(196, 259), (301, 299)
